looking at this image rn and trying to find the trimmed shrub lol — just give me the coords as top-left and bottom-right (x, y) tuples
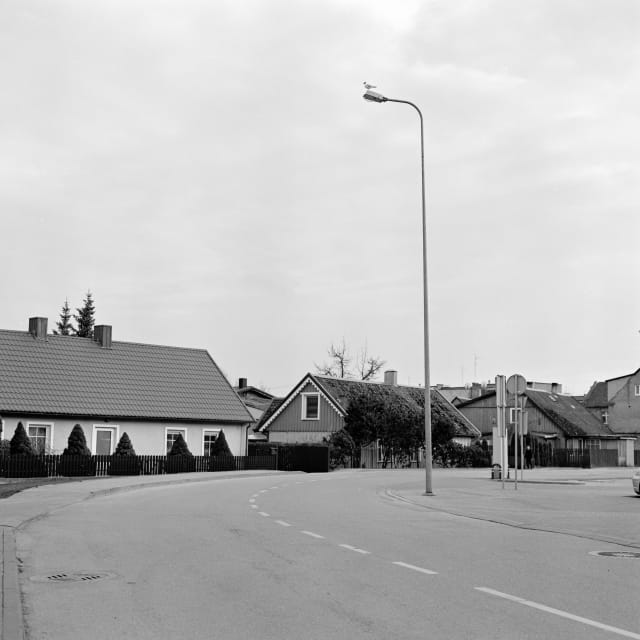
(210, 430), (232, 456)
(108, 432), (141, 476)
(207, 431), (234, 471)
(63, 424), (91, 456)
(10, 422), (35, 455)
(166, 434), (195, 473)
(114, 432), (136, 456)
(58, 424), (95, 476)
(0, 439), (10, 455)
(168, 433), (192, 457)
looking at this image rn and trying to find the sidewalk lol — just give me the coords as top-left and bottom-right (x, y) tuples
(389, 466), (639, 550)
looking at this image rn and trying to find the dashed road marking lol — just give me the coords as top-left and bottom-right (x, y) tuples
(476, 587), (640, 639)
(249, 498), (255, 503)
(275, 520), (291, 527)
(392, 561), (438, 575)
(301, 531), (325, 539)
(339, 544), (370, 555)
(258, 512), (270, 517)
(259, 490), (268, 493)
(250, 504), (258, 509)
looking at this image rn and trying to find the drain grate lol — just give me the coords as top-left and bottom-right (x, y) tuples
(31, 571), (116, 583)
(589, 551), (640, 559)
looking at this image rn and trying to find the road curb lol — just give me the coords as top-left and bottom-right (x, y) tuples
(1, 527), (24, 640)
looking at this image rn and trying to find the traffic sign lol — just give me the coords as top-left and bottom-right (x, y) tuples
(506, 374), (526, 395)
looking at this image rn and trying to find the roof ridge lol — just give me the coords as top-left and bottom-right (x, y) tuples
(0, 329), (209, 353)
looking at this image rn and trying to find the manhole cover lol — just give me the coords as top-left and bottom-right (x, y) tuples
(30, 571), (117, 583)
(589, 551), (640, 559)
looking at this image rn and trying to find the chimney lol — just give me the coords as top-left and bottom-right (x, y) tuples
(238, 378), (248, 389)
(93, 325), (112, 349)
(28, 317), (48, 339)
(552, 382), (562, 394)
(384, 370), (398, 386)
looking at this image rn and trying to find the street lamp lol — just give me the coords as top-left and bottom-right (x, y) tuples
(363, 85), (433, 496)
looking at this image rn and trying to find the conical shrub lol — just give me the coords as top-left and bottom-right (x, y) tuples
(168, 433), (192, 457)
(210, 430), (232, 456)
(63, 424), (91, 455)
(10, 422), (35, 456)
(114, 432), (136, 456)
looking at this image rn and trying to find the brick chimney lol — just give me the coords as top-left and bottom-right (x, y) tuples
(28, 317), (48, 339)
(384, 370), (398, 386)
(238, 378), (248, 389)
(93, 325), (112, 349)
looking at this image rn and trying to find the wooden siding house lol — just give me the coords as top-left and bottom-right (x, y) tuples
(456, 388), (629, 464)
(0, 317), (254, 456)
(256, 372), (481, 446)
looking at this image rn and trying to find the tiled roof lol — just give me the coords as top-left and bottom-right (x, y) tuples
(0, 330), (253, 423)
(583, 381), (608, 408)
(253, 397), (285, 432)
(524, 390), (614, 438)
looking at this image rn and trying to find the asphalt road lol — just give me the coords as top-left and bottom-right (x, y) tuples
(14, 470), (640, 639)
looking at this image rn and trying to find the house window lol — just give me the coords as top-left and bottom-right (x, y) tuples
(586, 439), (601, 449)
(203, 430), (220, 456)
(93, 425), (119, 455)
(302, 393), (320, 420)
(28, 423), (50, 454)
(635, 384), (640, 396)
(166, 429), (187, 453)
(602, 411), (608, 425)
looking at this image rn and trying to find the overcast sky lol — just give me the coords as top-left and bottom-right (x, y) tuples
(1, 0), (639, 396)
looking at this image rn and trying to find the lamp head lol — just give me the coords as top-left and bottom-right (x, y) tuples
(363, 89), (387, 103)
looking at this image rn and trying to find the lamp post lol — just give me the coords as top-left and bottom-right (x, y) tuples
(363, 86), (433, 495)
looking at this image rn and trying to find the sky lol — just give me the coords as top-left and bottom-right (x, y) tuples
(1, 0), (639, 397)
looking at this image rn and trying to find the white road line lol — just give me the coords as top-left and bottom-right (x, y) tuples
(301, 531), (325, 539)
(339, 544), (370, 555)
(249, 498), (255, 503)
(259, 490), (268, 493)
(250, 504), (258, 509)
(392, 561), (438, 575)
(258, 512), (270, 517)
(270, 486), (279, 489)
(251, 494), (259, 498)
(476, 587), (640, 639)
(275, 520), (291, 527)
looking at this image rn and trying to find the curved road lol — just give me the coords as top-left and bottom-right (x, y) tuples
(16, 470), (640, 639)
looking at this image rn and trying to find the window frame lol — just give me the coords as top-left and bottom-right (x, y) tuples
(634, 384), (640, 397)
(301, 393), (320, 421)
(165, 428), (188, 454)
(202, 429), (221, 456)
(27, 421), (54, 454)
(92, 424), (119, 455)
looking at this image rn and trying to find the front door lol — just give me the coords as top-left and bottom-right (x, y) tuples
(95, 428), (115, 455)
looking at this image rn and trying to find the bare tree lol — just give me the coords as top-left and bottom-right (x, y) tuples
(356, 342), (386, 381)
(315, 339), (385, 381)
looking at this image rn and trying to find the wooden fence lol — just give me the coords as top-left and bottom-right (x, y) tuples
(0, 454), (277, 478)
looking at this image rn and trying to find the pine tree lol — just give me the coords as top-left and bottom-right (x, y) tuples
(114, 432), (136, 456)
(53, 298), (73, 335)
(74, 291), (96, 338)
(210, 430), (232, 456)
(62, 424), (91, 455)
(10, 422), (35, 455)
(167, 433), (193, 457)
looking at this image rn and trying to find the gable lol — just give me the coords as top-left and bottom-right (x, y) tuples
(259, 375), (344, 432)
(0, 330), (253, 423)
